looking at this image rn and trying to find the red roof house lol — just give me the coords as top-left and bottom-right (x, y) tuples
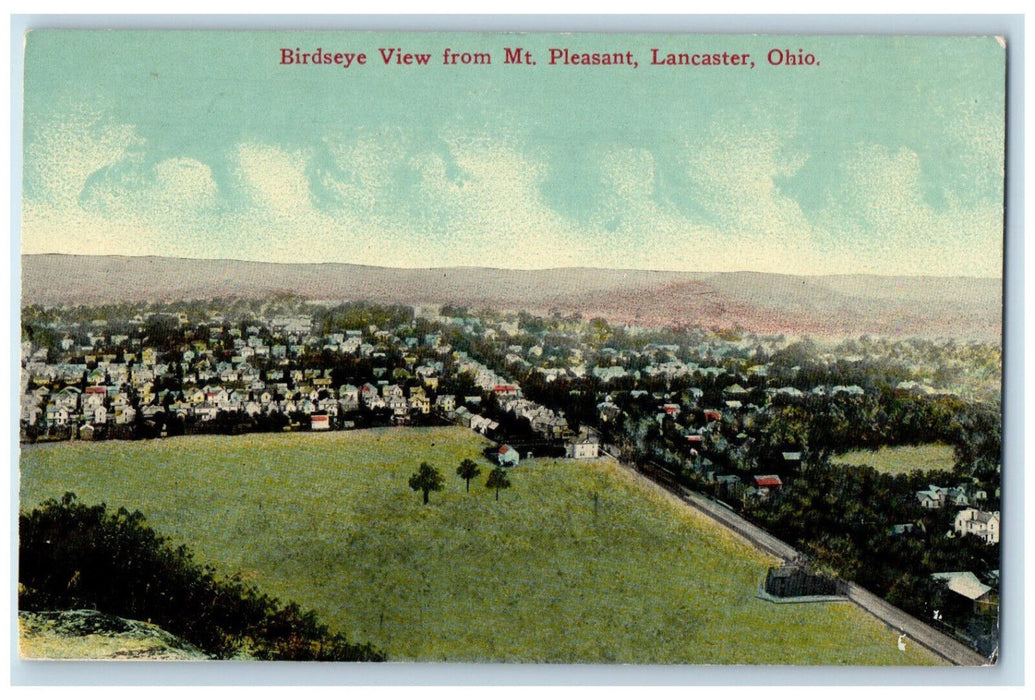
(754, 475), (783, 489)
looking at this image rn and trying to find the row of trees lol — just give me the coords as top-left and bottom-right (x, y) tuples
(408, 459), (512, 504)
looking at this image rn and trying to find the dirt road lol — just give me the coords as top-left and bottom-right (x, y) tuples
(603, 452), (991, 666)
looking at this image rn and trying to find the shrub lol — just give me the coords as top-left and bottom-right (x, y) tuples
(19, 493), (385, 661)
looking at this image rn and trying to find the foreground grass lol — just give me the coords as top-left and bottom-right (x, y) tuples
(21, 427), (941, 664)
(829, 443), (956, 476)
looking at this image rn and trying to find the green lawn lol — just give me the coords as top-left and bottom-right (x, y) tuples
(20, 427), (942, 664)
(829, 443), (956, 476)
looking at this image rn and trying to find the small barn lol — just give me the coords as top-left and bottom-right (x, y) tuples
(931, 571), (998, 614)
(498, 444), (520, 467)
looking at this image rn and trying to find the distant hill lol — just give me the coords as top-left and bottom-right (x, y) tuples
(21, 254), (1002, 341)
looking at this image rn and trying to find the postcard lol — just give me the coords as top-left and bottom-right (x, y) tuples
(17, 29), (1004, 667)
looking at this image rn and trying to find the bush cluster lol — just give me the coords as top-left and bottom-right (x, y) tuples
(19, 493), (385, 661)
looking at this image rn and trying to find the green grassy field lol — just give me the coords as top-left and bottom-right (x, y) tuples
(829, 443), (956, 476)
(20, 427), (942, 664)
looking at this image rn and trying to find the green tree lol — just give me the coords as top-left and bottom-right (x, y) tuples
(409, 462), (444, 505)
(456, 458), (482, 492)
(485, 467), (512, 502)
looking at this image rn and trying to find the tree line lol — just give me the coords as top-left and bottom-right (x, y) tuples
(409, 458), (511, 504)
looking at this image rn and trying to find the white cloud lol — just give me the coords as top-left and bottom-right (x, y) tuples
(230, 143), (312, 216)
(653, 127), (823, 273)
(814, 144), (1002, 276)
(21, 111), (1002, 278)
(320, 131), (410, 219)
(21, 111), (226, 259)
(416, 137), (589, 268)
(25, 108), (142, 208)
(150, 158), (219, 208)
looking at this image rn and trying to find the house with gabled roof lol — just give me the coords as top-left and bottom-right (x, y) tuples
(113, 406), (136, 425)
(88, 405), (108, 425)
(410, 394), (431, 414)
(946, 486), (971, 508)
(471, 414), (499, 435)
(51, 386), (81, 411)
(931, 571), (994, 605)
(916, 485), (949, 509)
(453, 406), (472, 427)
(566, 433), (599, 459)
(45, 405), (70, 427)
(193, 403), (219, 422)
(954, 508), (1000, 545)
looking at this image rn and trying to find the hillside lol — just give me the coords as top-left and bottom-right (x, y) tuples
(21, 427), (943, 664)
(21, 254), (1002, 340)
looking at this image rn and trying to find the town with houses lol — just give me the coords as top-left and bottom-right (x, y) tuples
(19, 298), (1002, 657)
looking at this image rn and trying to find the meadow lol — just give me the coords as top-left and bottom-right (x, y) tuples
(20, 427), (942, 664)
(829, 443), (956, 476)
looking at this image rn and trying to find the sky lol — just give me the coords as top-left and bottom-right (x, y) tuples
(20, 31), (1005, 276)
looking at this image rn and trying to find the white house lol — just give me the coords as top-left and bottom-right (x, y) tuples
(338, 384), (360, 405)
(387, 395), (409, 416)
(566, 434), (600, 459)
(470, 414), (499, 435)
(498, 444), (520, 467)
(90, 405), (108, 425)
(954, 508), (1000, 545)
(434, 394), (456, 412)
(45, 405), (70, 427)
